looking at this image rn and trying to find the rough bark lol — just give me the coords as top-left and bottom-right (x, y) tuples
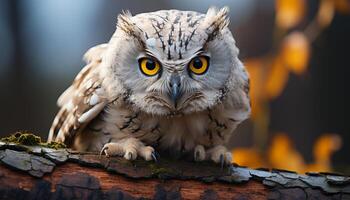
(0, 142), (349, 200)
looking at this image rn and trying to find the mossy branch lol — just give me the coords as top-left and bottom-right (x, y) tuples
(0, 132), (349, 199)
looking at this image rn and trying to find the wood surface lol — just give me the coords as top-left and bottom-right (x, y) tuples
(0, 142), (349, 200)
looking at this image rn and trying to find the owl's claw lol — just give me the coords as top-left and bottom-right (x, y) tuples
(100, 146), (106, 156)
(195, 151), (200, 160)
(99, 146), (109, 158)
(220, 154), (224, 169)
(207, 145), (232, 167)
(151, 152), (158, 162)
(227, 163), (233, 173)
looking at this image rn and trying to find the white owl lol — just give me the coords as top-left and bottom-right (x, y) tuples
(48, 7), (251, 166)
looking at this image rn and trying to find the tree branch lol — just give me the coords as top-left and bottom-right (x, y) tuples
(0, 142), (349, 199)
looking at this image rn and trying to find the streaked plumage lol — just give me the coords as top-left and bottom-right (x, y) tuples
(49, 7), (251, 164)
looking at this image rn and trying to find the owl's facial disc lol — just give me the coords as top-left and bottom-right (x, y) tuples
(129, 47), (224, 115)
(112, 8), (237, 115)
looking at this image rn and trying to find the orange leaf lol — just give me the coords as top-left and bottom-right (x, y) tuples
(281, 32), (310, 75)
(276, 0), (306, 29)
(313, 133), (342, 163)
(264, 58), (289, 99)
(305, 133), (342, 173)
(268, 133), (305, 172)
(334, 0), (350, 14)
(232, 148), (265, 168)
(318, 0), (335, 28)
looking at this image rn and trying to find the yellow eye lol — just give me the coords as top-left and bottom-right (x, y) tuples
(189, 56), (209, 75)
(139, 57), (161, 76)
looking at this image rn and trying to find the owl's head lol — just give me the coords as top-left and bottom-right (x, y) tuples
(103, 7), (246, 116)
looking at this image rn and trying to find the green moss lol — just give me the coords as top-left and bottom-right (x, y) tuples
(0, 133), (18, 143)
(42, 141), (66, 149)
(18, 133), (41, 145)
(149, 163), (175, 177)
(1, 131), (41, 145)
(1, 131), (66, 149)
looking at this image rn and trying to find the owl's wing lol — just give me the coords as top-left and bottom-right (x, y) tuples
(48, 44), (109, 145)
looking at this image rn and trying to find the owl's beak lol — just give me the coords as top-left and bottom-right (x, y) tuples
(169, 74), (181, 108)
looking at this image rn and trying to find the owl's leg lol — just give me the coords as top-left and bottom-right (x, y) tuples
(100, 138), (156, 161)
(206, 145), (232, 167)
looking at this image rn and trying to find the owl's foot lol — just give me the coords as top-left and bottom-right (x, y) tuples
(100, 138), (157, 161)
(207, 145), (232, 167)
(193, 145), (232, 168)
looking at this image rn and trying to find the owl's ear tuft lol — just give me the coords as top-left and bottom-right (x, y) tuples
(202, 6), (230, 42)
(117, 10), (135, 34)
(116, 10), (145, 46)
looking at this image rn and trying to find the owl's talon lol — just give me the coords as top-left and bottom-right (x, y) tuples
(207, 145), (232, 167)
(195, 151), (200, 160)
(99, 145), (111, 158)
(101, 142), (124, 158)
(220, 154), (224, 169)
(138, 145), (156, 161)
(224, 152), (233, 166)
(100, 146), (108, 156)
(105, 151), (110, 158)
(151, 152), (158, 162)
(227, 163), (233, 173)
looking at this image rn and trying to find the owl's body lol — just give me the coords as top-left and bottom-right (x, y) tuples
(49, 8), (250, 164)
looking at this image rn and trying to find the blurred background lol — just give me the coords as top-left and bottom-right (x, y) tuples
(0, 0), (349, 174)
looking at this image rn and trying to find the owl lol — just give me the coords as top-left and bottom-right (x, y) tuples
(48, 7), (250, 166)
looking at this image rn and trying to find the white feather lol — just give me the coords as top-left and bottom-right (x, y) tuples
(89, 94), (100, 106)
(78, 102), (106, 123)
(146, 38), (157, 48)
